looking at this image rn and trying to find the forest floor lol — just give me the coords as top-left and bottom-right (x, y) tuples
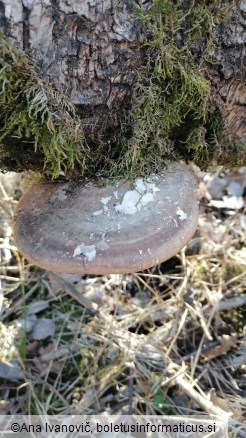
(0, 164), (246, 437)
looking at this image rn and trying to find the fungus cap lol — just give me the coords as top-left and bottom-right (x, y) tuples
(13, 162), (199, 274)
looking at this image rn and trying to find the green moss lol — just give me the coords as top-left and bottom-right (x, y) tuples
(0, 33), (86, 178)
(206, 108), (224, 135)
(125, 0), (238, 171)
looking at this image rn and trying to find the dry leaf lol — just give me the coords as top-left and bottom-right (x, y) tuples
(27, 301), (49, 315)
(202, 335), (235, 361)
(0, 360), (24, 382)
(26, 341), (39, 354)
(210, 196), (244, 210)
(210, 390), (243, 419)
(226, 180), (244, 197)
(18, 314), (37, 333)
(206, 176), (227, 199)
(32, 357), (49, 376)
(59, 273), (82, 283)
(31, 318), (55, 340)
(32, 357), (63, 376)
(198, 216), (227, 243)
(38, 342), (56, 357)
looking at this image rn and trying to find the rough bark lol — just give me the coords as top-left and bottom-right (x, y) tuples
(209, 0), (246, 144)
(0, 0), (145, 137)
(0, 0), (245, 175)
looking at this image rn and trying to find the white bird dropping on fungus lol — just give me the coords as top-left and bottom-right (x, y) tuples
(73, 244), (96, 262)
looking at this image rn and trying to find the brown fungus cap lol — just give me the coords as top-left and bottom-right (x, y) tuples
(13, 162), (199, 274)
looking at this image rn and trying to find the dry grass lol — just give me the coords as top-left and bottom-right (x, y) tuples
(0, 166), (245, 437)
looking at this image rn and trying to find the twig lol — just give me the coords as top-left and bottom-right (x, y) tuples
(50, 273), (99, 315)
(127, 365), (135, 415)
(175, 374), (232, 418)
(217, 295), (246, 311)
(39, 343), (89, 362)
(2, 282), (40, 321)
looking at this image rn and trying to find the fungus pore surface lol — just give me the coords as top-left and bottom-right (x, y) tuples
(13, 162), (199, 274)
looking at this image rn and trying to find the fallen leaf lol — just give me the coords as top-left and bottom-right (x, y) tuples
(226, 180), (244, 197)
(206, 177), (227, 199)
(59, 273), (82, 283)
(38, 342), (56, 357)
(32, 357), (49, 376)
(202, 335), (235, 361)
(209, 196), (244, 210)
(17, 314), (37, 333)
(27, 301), (49, 315)
(26, 341), (39, 354)
(31, 318), (55, 340)
(32, 357), (63, 376)
(198, 216), (227, 243)
(0, 360), (24, 382)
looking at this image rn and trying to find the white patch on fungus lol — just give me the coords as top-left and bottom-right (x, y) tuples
(135, 179), (147, 194)
(115, 178), (160, 215)
(93, 210), (103, 216)
(50, 188), (67, 202)
(101, 196), (112, 205)
(97, 240), (110, 251)
(176, 208), (187, 221)
(146, 182), (160, 194)
(115, 190), (141, 215)
(73, 244), (96, 262)
(140, 192), (154, 206)
(173, 218), (178, 228)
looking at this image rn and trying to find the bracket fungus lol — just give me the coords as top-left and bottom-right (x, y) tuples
(13, 162), (199, 274)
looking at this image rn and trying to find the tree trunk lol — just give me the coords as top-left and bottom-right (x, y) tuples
(0, 0), (245, 177)
(1, 0), (144, 136)
(208, 0), (246, 145)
